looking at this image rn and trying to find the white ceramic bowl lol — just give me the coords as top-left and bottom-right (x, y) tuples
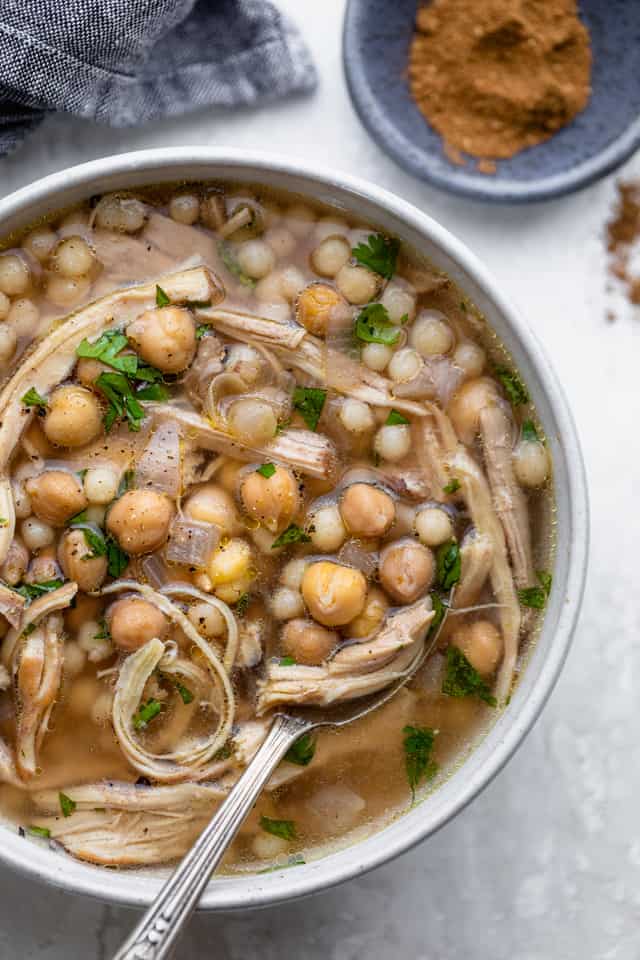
(0, 149), (588, 910)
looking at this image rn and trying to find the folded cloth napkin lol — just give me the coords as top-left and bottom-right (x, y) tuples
(0, 0), (316, 156)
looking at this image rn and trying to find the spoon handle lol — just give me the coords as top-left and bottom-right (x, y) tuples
(112, 713), (309, 960)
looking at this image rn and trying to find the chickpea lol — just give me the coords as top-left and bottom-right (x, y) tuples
(239, 465), (300, 533)
(315, 216), (350, 242)
(58, 209), (90, 236)
(454, 341), (485, 378)
(0, 540), (28, 586)
(270, 586), (305, 621)
(94, 194), (147, 233)
(52, 236), (95, 278)
(301, 560), (367, 627)
(454, 620), (503, 678)
(76, 356), (110, 389)
(415, 505), (454, 547)
(208, 538), (253, 588)
(108, 597), (168, 652)
(284, 203), (316, 238)
(187, 601), (227, 639)
(0, 325), (16, 365)
(83, 466), (119, 504)
(22, 226), (58, 264)
(0, 292), (9, 321)
(308, 503), (346, 552)
(227, 398), (277, 445)
(21, 517), (55, 551)
(340, 483), (396, 538)
(410, 310), (454, 357)
(264, 225), (297, 259)
(281, 618), (338, 666)
(379, 539), (434, 604)
(214, 573), (253, 605)
(0, 254), (30, 296)
(43, 385), (103, 448)
(169, 193), (200, 225)
(448, 377), (500, 445)
(361, 341), (392, 373)
(85, 504), (106, 527)
(25, 546), (59, 584)
(46, 274), (92, 308)
(107, 489), (173, 555)
(225, 344), (264, 385)
(336, 263), (380, 305)
(127, 305), (196, 374)
(513, 439), (550, 488)
(7, 298), (40, 339)
(374, 424), (411, 462)
(296, 282), (350, 337)
(338, 398), (375, 434)
(254, 272), (286, 304)
(381, 281), (416, 324)
(311, 235), (351, 278)
(25, 470), (87, 526)
(58, 529), (107, 592)
(388, 347), (421, 383)
(184, 484), (240, 537)
(346, 587), (389, 639)
(279, 265), (306, 302)
(65, 593), (103, 633)
(280, 557), (308, 591)
(11, 480), (31, 520)
(235, 239), (276, 280)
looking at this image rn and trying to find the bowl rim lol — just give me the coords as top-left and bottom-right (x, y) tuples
(0, 147), (589, 910)
(342, 0), (640, 203)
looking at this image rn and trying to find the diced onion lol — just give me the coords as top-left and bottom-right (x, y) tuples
(135, 421), (181, 498)
(166, 518), (220, 569)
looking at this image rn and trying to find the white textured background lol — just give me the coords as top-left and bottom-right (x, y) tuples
(0, 1), (636, 957)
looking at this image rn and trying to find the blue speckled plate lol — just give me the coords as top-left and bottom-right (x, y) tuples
(343, 0), (640, 203)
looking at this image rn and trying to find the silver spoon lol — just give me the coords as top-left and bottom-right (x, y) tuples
(112, 596), (448, 960)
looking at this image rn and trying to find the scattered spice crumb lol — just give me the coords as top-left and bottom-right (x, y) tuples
(606, 180), (640, 312)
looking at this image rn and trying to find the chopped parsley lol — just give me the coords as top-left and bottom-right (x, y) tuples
(116, 469), (135, 498)
(15, 579), (64, 601)
(271, 523), (311, 550)
(495, 366), (529, 406)
(21, 387), (48, 412)
(259, 815), (296, 841)
(403, 725), (438, 799)
(155, 285), (171, 307)
(26, 825), (50, 839)
(234, 593), (251, 616)
(279, 655), (296, 666)
(284, 733), (315, 767)
(442, 646), (497, 706)
(217, 240), (256, 288)
(132, 699), (163, 731)
(174, 681), (194, 705)
(96, 371), (145, 432)
(0, 518), (7, 528)
(106, 537), (129, 578)
(385, 409), (409, 426)
(428, 592), (448, 638)
(68, 509), (88, 525)
(76, 330), (137, 375)
(352, 233), (399, 279)
(94, 618), (110, 640)
(195, 324), (208, 340)
(521, 419), (540, 443)
(435, 541), (461, 590)
(256, 462), (276, 479)
(355, 303), (401, 345)
(292, 386), (326, 431)
(21, 623), (36, 637)
(59, 792), (76, 818)
(81, 527), (107, 558)
(258, 853), (305, 873)
(443, 478), (460, 494)
(518, 570), (553, 609)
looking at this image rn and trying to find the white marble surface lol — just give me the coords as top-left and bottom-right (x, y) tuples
(0, 1), (636, 956)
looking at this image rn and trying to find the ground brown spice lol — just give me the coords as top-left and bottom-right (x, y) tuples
(607, 181), (640, 308)
(408, 0), (592, 167)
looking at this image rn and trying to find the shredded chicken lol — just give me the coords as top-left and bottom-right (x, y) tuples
(14, 614), (64, 779)
(2, 582), (77, 668)
(0, 584), (25, 630)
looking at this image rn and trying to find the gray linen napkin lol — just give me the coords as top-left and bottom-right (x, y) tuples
(0, 0), (316, 156)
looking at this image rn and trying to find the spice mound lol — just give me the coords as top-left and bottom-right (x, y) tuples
(408, 0), (592, 170)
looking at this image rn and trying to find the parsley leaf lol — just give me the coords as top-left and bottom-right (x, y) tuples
(76, 330), (137, 376)
(175, 682), (194, 705)
(495, 366), (529, 406)
(195, 324), (208, 340)
(116, 469), (135, 498)
(256, 463), (276, 479)
(217, 240), (256, 288)
(96, 371), (145, 432)
(234, 593), (250, 616)
(352, 233), (400, 279)
(403, 725), (438, 799)
(521, 419), (540, 442)
(81, 527), (107, 558)
(15, 579), (64, 601)
(106, 537), (129, 578)
(435, 540), (461, 590)
(284, 733), (315, 766)
(271, 523), (311, 550)
(26, 825), (50, 839)
(279, 655), (296, 666)
(155, 285), (170, 307)
(21, 387), (48, 411)
(428, 592), (448, 638)
(59, 792), (76, 818)
(68, 509), (88, 525)
(132, 699), (162, 731)
(355, 303), (401, 345)
(518, 570), (552, 609)
(443, 478), (460, 494)
(260, 815), (296, 841)
(385, 409), (409, 426)
(292, 386), (326, 431)
(135, 382), (169, 402)
(442, 646), (497, 706)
